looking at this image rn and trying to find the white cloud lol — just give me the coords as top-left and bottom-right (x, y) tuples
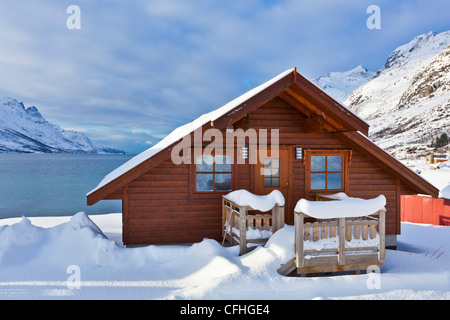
(0, 0), (448, 153)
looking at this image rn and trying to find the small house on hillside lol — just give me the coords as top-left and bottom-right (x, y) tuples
(426, 153), (448, 164)
(87, 68), (438, 248)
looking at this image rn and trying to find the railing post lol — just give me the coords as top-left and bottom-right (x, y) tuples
(239, 206), (247, 255)
(338, 217), (346, 265)
(295, 212), (304, 269)
(271, 207), (277, 232)
(222, 197), (226, 240)
(272, 205), (285, 233)
(379, 210), (386, 263)
(279, 206), (285, 230)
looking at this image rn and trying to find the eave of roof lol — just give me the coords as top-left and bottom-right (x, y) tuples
(338, 131), (439, 198)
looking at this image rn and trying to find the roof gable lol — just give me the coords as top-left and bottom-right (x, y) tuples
(212, 69), (370, 135)
(87, 68), (437, 205)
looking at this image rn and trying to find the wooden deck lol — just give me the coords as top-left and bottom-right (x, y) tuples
(279, 210), (385, 276)
(222, 197), (284, 255)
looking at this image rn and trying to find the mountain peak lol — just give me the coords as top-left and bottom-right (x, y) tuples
(345, 30), (450, 153)
(25, 106), (44, 119)
(0, 97), (125, 154)
(313, 65), (374, 103)
(349, 65), (369, 73)
(381, 30), (450, 72)
(0, 97), (26, 111)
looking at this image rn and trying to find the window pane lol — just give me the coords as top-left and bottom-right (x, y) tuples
(196, 155), (213, 172)
(311, 156), (326, 172)
(272, 159), (279, 168)
(328, 156), (342, 172)
(272, 168), (279, 177)
(327, 173), (342, 190)
(196, 174), (213, 191)
(311, 173), (326, 190)
(272, 178), (280, 187)
(215, 155), (232, 172)
(264, 177), (272, 187)
(264, 159), (271, 169)
(264, 168), (272, 177)
(215, 174), (232, 191)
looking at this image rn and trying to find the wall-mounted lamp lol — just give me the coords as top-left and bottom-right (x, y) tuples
(296, 147), (302, 160)
(241, 146), (248, 159)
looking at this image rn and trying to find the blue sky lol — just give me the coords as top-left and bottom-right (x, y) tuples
(0, 0), (449, 154)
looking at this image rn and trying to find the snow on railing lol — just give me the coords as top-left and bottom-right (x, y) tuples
(222, 190), (285, 255)
(279, 194), (386, 276)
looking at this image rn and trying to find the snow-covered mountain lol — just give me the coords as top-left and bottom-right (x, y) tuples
(312, 65), (374, 103)
(344, 31), (450, 153)
(0, 97), (125, 154)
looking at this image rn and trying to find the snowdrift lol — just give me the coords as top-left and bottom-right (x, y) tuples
(0, 211), (449, 300)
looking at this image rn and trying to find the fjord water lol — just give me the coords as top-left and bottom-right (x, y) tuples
(0, 153), (134, 219)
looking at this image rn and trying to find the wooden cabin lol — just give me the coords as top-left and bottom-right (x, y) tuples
(87, 68), (439, 248)
(426, 153), (448, 164)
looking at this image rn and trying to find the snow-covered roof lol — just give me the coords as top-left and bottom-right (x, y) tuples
(87, 67), (438, 202)
(87, 68), (294, 196)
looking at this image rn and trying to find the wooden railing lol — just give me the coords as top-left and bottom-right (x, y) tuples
(279, 210), (385, 276)
(222, 197), (284, 255)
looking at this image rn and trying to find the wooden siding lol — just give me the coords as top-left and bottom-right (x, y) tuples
(124, 160), (221, 244)
(121, 96), (415, 245)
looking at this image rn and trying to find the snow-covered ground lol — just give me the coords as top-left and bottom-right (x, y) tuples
(0, 213), (448, 300)
(0, 160), (449, 300)
(401, 158), (450, 190)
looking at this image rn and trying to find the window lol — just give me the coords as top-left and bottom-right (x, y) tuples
(310, 155), (343, 190)
(263, 159), (280, 187)
(304, 150), (350, 193)
(196, 155), (232, 192)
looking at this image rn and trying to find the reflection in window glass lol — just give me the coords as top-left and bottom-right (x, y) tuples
(327, 156), (342, 172)
(272, 159), (279, 168)
(215, 174), (232, 191)
(311, 156), (326, 172)
(311, 173), (326, 190)
(215, 155), (232, 172)
(196, 155), (214, 172)
(196, 173), (214, 191)
(327, 173), (342, 190)
(272, 178), (280, 187)
(272, 168), (279, 177)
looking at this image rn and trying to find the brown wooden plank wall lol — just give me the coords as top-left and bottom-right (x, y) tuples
(125, 160), (222, 244)
(348, 150), (399, 234)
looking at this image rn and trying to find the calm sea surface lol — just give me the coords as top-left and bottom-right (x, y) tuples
(0, 153), (135, 219)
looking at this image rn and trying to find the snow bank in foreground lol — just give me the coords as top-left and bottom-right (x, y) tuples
(294, 195), (386, 219)
(0, 212), (449, 300)
(0, 212), (116, 268)
(224, 189), (285, 211)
